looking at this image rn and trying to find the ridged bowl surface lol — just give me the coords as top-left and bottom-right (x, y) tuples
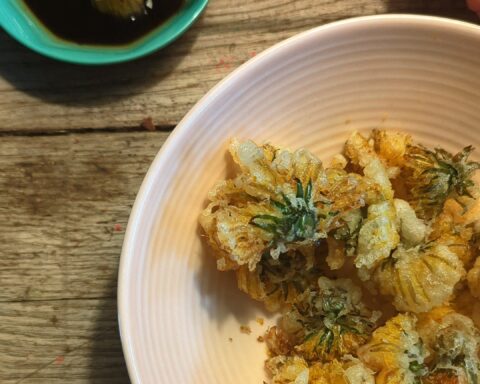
(118, 15), (480, 384)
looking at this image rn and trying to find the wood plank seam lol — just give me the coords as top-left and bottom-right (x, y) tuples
(0, 296), (117, 304)
(0, 124), (175, 137)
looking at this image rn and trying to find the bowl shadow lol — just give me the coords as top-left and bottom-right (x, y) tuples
(88, 278), (131, 384)
(0, 17), (203, 108)
(195, 222), (270, 327)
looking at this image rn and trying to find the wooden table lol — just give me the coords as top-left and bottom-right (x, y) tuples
(0, 1), (477, 382)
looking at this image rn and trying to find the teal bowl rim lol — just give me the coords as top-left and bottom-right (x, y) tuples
(0, 0), (208, 65)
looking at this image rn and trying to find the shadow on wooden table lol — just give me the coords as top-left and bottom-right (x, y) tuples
(0, 16), (202, 108)
(88, 279), (131, 384)
(385, 0), (479, 22)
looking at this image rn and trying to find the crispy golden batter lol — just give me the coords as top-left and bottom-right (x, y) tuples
(430, 199), (475, 266)
(394, 198), (427, 247)
(309, 358), (375, 384)
(344, 132), (401, 278)
(371, 129), (411, 168)
(266, 355), (310, 384)
(345, 131), (394, 200)
(358, 314), (427, 384)
(266, 355), (375, 384)
(235, 248), (321, 311)
(402, 144), (480, 220)
(265, 278), (380, 364)
(417, 308), (480, 384)
(373, 244), (465, 313)
(285, 277), (381, 361)
(200, 139), (381, 273)
(198, 131), (480, 384)
(355, 200), (399, 273)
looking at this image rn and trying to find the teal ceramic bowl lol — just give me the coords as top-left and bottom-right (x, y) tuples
(0, 0), (208, 65)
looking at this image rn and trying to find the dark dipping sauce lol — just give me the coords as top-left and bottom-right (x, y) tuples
(22, 0), (184, 46)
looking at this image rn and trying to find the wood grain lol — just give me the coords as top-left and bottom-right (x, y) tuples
(0, 1), (477, 382)
(0, 0), (476, 132)
(0, 298), (129, 384)
(0, 130), (169, 302)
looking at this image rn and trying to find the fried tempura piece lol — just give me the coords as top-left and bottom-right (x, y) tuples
(358, 314), (427, 384)
(393, 198), (427, 248)
(371, 129), (411, 168)
(402, 144), (480, 220)
(345, 131), (394, 200)
(340, 356), (376, 384)
(309, 358), (375, 384)
(417, 308), (480, 384)
(268, 277), (380, 362)
(344, 132), (400, 277)
(266, 355), (375, 384)
(236, 248), (320, 311)
(362, 196), (465, 313)
(429, 199), (475, 266)
(201, 139), (381, 272)
(356, 199), (426, 285)
(198, 132), (480, 384)
(355, 200), (399, 273)
(373, 244), (465, 313)
(332, 209), (363, 259)
(266, 355), (309, 384)
(200, 140), (325, 271)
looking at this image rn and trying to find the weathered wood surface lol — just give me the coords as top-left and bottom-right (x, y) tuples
(0, 0), (477, 132)
(0, 0), (478, 382)
(0, 131), (169, 302)
(0, 298), (128, 384)
(0, 131), (167, 383)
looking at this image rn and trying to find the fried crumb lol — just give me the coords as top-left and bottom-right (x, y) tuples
(256, 317), (264, 325)
(240, 325), (252, 335)
(257, 336), (264, 342)
(228, 337), (233, 342)
(141, 117), (156, 131)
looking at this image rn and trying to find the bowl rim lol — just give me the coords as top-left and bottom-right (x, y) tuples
(0, 0), (208, 65)
(117, 14), (480, 383)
